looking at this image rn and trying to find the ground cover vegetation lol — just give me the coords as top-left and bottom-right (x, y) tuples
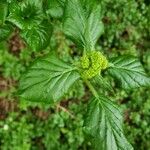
(0, 0), (150, 149)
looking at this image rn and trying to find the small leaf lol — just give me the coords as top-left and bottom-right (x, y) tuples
(0, 1), (8, 25)
(7, 0), (44, 29)
(20, 20), (52, 51)
(91, 75), (113, 92)
(63, 0), (103, 50)
(84, 95), (133, 150)
(46, 0), (65, 18)
(107, 55), (150, 89)
(19, 54), (80, 103)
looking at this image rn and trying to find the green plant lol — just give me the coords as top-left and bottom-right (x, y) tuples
(0, 113), (33, 150)
(0, 0), (150, 149)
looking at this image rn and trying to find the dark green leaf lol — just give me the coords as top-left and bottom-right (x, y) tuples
(7, 0), (44, 29)
(0, 24), (13, 41)
(63, 0), (103, 50)
(84, 95), (133, 150)
(107, 55), (150, 89)
(20, 20), (52, 51)
(92, 75), (113, 92)
(0, 1), (8, 25)
(19, 54), (80, 103)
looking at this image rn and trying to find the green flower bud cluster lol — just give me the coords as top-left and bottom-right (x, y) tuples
(80, 51), (108, 79)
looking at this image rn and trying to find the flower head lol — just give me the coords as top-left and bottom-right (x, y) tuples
(80, 51), (108, 79)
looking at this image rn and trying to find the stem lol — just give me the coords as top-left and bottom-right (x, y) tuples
(57, 104), (75, 119)
(85, 80), (99, 98)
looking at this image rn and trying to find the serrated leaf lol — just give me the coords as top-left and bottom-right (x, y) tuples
(19, 54), (80, 103)
(7, 0), (44, 29)
(0, 1), (8, 25)
(0, 24), (13, 41)
(84, 96), (133, 150)
(63, 0), (103, 50)
(20, 20), (52, 51)
(107, 55), (150, 89)
(92, 75), (113, 92)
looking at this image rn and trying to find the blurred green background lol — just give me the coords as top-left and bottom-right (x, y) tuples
(0, 0), (150, 150)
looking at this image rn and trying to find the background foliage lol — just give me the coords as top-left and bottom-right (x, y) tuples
(0, 0), (150, 149)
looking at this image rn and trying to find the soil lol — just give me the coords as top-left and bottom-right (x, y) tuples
(0, 76), (17, 91)
(8, 30), (25, 56)
(31, 107), (50, 120)
(0, 98), (18, 120)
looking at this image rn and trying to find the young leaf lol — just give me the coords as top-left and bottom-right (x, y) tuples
(84, 96), (133, 150)
(63, 0), (103, 50)
(46, 0), (65, 18)
(20, 20), (52, 51)
(91, 75), (113, 92)
(107, 55), (150, 89)
(19, 54), (80, 103)
(7, 0), (44, 30)
(0, 1), (8, 25)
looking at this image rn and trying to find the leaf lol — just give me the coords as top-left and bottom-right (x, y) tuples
(0, 1), (8, 25)
(20, 20), (52, 51)
(107, 55), (150, 89)
(91, 75), (113, 92)
(84, 95), (133, 150)
(46, 0), (65, 18)
(0, 24), (13, 41)
(7, 0), (52, 51)
(7, 0), (44, 29)
(63, 0), (104, 50)
(19, 54), (80, 103)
